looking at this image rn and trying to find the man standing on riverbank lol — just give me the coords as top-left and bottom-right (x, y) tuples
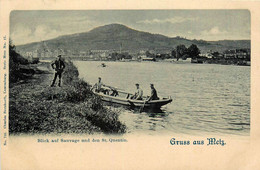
(51, 55), (65, 87)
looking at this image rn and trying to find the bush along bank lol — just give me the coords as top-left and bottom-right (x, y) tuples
(9, 59), (126, 134)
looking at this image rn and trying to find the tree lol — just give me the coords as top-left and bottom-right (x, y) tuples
(9, 40), (28, 64)
(176, 45), (187, 61)
(171, 49), (176, 58)
(9, 40), (29, 83)
(145, 51), (152, 57)
(212, 51), (220, 59)
(187, 44), (200, 59)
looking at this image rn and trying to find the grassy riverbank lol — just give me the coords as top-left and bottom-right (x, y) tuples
(9, 60), (126, 134)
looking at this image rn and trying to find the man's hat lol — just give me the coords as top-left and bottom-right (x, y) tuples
(58, 55), (61, 57)
(135, 83), (139, 86)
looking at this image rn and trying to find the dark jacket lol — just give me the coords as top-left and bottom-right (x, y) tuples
(148, 88), (159, 101)
(51, 59), (65, 73)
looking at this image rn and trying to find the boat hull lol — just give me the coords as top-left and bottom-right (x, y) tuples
(94, 92), (172, 110)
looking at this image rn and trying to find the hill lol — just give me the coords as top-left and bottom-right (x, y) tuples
(16, 23), (250, 54)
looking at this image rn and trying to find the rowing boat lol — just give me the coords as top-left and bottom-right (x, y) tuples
(93, 87), (172, 110)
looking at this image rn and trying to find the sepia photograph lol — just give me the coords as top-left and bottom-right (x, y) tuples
(2, 0), (260, 168)
(9, 10), (250, 136)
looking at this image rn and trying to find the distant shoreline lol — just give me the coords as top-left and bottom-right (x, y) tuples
(40, 57), (250, 66)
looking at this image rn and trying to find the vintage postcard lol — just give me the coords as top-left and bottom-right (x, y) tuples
(1, 0), (260, 169)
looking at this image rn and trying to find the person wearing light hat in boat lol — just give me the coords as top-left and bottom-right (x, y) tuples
(147, 83), (159, 101)
(131, 83), (143, 100)
(91, 77), (107, 94)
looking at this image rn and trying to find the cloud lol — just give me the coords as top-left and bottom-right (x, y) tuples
(11, 17), (98, 45)
(11, 24), (62, 45)
(137, 17), (197, 24)
(33, 25), (60, 41)
(11, 24), (32, 45)
(34, 25), (48, 39)
(201, 26), (227, 36)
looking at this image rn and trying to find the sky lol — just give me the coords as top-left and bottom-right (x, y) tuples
(10, 10), (250, 45)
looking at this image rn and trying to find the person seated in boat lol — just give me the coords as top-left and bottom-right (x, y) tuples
(130, 83), (143, 100)
(91, 77), (108, 94)
(110, 88), (119, 97)
(147, 84), (159, 101)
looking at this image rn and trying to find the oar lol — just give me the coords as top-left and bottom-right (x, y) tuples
(139, 100), (147, 113)
(127, 100), (135, 108)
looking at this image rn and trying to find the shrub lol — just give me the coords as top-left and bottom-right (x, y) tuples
(62, 60), (79, 85)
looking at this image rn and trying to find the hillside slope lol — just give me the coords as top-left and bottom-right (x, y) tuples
(16, 23), (250, 53)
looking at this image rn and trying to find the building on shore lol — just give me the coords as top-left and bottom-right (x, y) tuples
(223, 49), (250, 60)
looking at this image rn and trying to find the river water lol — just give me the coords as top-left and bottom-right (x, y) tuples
(74, 61), (250, 136)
